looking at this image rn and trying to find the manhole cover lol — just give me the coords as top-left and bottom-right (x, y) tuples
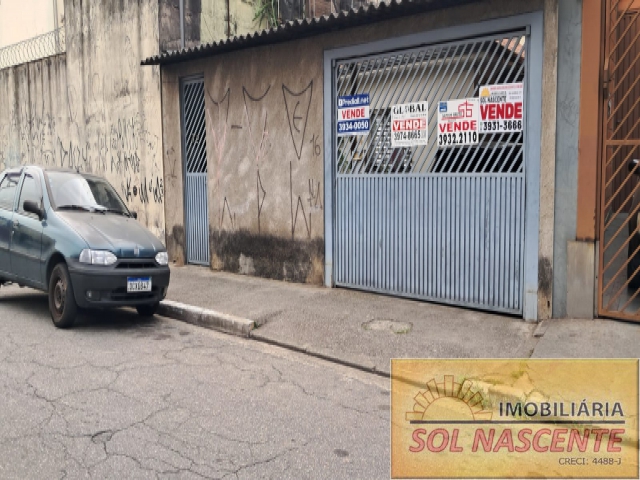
(362, 319), (412, 334)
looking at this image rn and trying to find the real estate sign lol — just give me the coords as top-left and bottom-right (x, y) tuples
(337, 94), (370, 136)
(390, 101), (429, 148)
(479, 83), (524, 133)
(437, 98), (480, 147)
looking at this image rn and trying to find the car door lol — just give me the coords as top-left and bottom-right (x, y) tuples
(10, 170), (44, 286)
(0, 172), (20, 276)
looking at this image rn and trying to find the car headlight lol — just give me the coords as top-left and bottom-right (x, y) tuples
(155, 251), (169, 266)
(79, 249), (117, 266)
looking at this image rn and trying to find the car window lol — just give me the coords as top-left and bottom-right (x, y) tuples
(17, 173), (42, 216)
(45, 171), (130, 215)
(0, 174), (20, 211)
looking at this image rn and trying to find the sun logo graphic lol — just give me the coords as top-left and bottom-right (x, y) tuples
(480, 87), (491, 98)
(405, 375), (493, 422)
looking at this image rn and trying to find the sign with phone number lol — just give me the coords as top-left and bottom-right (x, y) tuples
(337, 93), (370, 136)
(437, 98), (480, 147)
(391, 101), (429, 147)
(479, 83), (524, 133)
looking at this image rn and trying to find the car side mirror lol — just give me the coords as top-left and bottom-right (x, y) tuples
(629, 159), (640, 175)
(23, 200), (44, 219)
(131, 211), (138, 220)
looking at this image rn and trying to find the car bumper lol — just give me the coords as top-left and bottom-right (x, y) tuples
(68, 261), (170, 309)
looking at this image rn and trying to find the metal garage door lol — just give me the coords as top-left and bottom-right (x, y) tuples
(333, 32), (528, 313)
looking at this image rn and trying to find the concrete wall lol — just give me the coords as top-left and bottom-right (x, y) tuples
(159, 0), (203, 51)
(201, 0), (261, 41)
(0, 0), (165, 239)
(552, 0), (582, 317)
(159, 0), (264, 50)
(161, 0), (553, 290)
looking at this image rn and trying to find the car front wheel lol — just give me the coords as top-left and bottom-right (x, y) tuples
(136, 303), (159, 317)
(48, 263), (78, 328)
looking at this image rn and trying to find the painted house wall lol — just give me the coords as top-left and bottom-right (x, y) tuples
(161, 0), (557, 296)
(0, 0), (63, 47)
(0, 0), (165, 238)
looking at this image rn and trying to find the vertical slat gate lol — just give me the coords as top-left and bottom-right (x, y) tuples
(182, 78), (210, 266)
(333, 33), (527, 314)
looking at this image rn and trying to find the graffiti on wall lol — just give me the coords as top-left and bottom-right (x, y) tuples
(0, 2), (165, 239)
(204, 79), (321, 241)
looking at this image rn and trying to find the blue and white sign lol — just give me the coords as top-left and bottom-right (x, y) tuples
(337, 94), (370, 136)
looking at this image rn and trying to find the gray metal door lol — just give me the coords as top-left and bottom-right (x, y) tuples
(333, 32), (527, 314)
(181, 77), (210, 265)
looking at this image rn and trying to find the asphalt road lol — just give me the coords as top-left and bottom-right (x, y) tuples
(0, 285), (390, 479)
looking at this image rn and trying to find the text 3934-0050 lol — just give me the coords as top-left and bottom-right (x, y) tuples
(338, 120), (370, 133)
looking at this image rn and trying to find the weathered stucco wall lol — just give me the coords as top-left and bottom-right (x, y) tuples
(159, 0), (264, 50)
(201, 0), (261, 41)
(162, 0), (551, 288)
(0, 0), (165, 238)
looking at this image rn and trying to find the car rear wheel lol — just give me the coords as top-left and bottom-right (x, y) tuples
(49, 263), (77, 328)
(136, 303), (159, 317)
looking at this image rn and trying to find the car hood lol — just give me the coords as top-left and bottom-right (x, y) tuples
(58, 211), (164, 258)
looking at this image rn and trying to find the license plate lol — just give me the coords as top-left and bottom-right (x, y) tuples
(127, 277), (152, 293)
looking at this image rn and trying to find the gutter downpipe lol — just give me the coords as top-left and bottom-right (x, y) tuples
(179, 0), (185, 50)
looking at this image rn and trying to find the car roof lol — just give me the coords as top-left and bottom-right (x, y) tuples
(1, 166), (103, 179)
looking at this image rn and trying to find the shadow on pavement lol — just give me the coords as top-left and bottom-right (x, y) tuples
(0, 287), (159, 331)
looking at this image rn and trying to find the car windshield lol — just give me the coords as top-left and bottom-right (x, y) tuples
(45, 171), (130, 216)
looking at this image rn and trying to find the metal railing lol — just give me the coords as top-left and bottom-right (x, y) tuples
(0, 27), (66, 70)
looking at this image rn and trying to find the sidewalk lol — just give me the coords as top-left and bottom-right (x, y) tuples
(163, 266), (640, 375)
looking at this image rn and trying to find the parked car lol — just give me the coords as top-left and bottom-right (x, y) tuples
(0, 166), (170, 328)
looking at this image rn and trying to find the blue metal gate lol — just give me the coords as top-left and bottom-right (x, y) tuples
(181, 78), (210, 265)
(333, 32), (527, 313)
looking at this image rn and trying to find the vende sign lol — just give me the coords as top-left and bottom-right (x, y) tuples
(479, 83), (524, 133)
(393, 118), (427, 131)
(391, 101), (429, 148)
(481, 102), (523, 121)
(437, 98), (479, 147)
(337, 105), (370, 121)
(337, 93), (370, 136)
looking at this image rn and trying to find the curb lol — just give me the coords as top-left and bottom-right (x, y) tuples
(249, 332), (390, 378)
(158, 300), (389, 377)
(158, 300), (255, 337)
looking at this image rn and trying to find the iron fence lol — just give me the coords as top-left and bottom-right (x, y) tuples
(0, 27), (66, 70)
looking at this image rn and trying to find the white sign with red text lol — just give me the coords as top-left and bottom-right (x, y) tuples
(390, 101), (429, 148)
(479, 83), (524, 133)
(437, 98), (480, 147)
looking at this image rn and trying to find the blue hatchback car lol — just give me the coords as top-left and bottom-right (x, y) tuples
(0, 166), (170, 328)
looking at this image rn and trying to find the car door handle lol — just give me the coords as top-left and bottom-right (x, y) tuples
(12, 220), (19, 228)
